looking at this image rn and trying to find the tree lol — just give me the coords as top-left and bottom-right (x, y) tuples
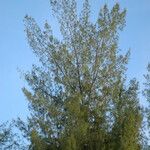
(17, 0), (143, 149)
(0, 122), (20, 149)
(144, 63), (150, 146)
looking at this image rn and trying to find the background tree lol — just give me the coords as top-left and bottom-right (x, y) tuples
(17, 0), (143, 149)
(144, 63), (150, 148)
(0, 122), (21, 149)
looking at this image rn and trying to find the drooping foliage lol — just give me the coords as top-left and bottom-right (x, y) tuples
(17, 0), (143, 149)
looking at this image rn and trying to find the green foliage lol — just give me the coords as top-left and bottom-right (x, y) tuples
(17, 0), (143, 149)
(144, 63), (150, 147)
(0, 122), (21, 149)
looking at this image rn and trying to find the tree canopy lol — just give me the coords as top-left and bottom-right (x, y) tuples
(1, 0), (148, 150)
(15, 0), (143, 149)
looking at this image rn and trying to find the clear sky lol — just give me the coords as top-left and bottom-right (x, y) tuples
(0, 0), (150, 122)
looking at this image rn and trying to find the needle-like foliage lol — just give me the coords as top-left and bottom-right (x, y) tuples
(17, 1), (142, 149)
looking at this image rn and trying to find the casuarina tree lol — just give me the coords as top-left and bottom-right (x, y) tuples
(17, 0), (142, 149)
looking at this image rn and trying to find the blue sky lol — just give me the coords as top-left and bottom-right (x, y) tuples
(0, 0), (150, 122)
